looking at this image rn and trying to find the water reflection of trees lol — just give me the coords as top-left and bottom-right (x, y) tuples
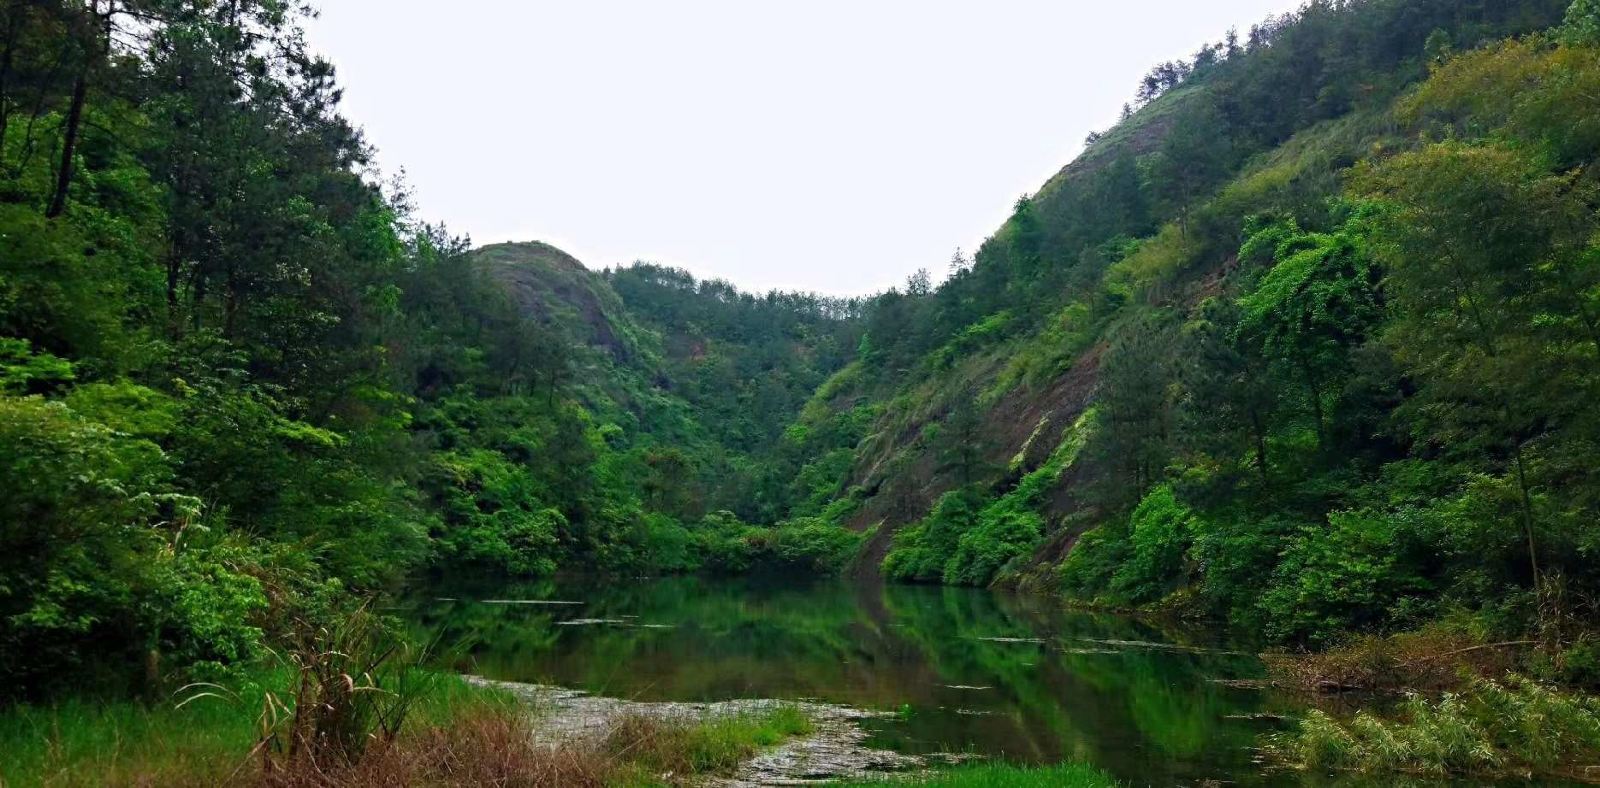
(402, 575), (1294, 784)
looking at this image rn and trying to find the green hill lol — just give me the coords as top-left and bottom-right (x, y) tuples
(776, 0), (1599, 653)
(4, 0), (1600, 704)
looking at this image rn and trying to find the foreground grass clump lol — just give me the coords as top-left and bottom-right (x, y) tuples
(840, 762), (1119, 787)
(0, 690), (263, 787)
(0, 683), (816, 787)
(604, 705), (814, 783)
(1267, 675), (1600, 779)
(0, 669), (523, 787)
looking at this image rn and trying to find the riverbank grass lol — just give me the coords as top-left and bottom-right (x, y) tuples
(0, 668), (519, 787)
(840, 763), (1119, 787)
(0, 678), (821, 787)
(604, 705), (814, 784)
(1267, 675), (1600, 780)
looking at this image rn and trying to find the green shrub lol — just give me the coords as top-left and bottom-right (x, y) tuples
(429, 449), (562, 576)
(1267, 676), (1600, 778)
(946, 499), (1045, 586)
(1260, 508), (1434, 646)
(1107, 485), (1192, 603)
(1058, 522), (1132, 602)
(693, 510), (760, 573)
(637, 513), (701, 572)
(892, 410), (1094, 587)
(0, 395), (268, 697)
(1187, 511), (1297, 626)
(1565, 0), (1600, 44)
(764, 518), (863, 573)
(884, 487), (985, 583)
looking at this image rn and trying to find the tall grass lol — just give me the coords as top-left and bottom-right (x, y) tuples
(0, 672), (820, 787)
(0, 667), (515, 787)
(251, 605), (443, 777)
(1, 601), (822, 787)
(1267, 675), (1600, 779)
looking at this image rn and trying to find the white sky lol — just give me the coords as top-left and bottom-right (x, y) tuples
(305, 1), (1303, 296)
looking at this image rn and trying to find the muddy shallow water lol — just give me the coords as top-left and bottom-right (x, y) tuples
(401, 574), (1567, 787)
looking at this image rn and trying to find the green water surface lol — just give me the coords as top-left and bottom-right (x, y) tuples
(403, 573), (1321, 785)
(402, 574), (1568, 786)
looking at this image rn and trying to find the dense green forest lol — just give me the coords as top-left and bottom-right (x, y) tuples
(5, 0), (1600, 717)
(851, 0), (1600, 667)
(0, 0), (863, 699)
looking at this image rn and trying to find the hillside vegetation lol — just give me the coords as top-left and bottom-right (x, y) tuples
(787, 0), (1600, 673)
(0, 0), (858, 701)
(4, 0), (1600, 727)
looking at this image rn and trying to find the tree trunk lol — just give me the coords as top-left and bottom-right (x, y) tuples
(45, 1), (105, 219)
(1300, 360), (1326, 447)
(0, 6), (20, 167)
(166, 235), (183, 335)
(1512, 438), (1540, 585)
(1249, 407), (1270, 487)
(44, 68), (86, 217)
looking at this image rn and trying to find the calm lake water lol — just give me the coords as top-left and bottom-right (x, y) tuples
(399, 574), (1551, 787)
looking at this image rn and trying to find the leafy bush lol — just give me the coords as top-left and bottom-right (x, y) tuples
(1106, 485), (1193, 603)
(763, 518), (864, 573)
(946, 498), (1045, 587)
(0, 395), (267, 697)
(1187, 511), (1298, 626)
(637, 513), (702, 573)
(891, 411), (1093, 587)
(693, 510), (762, 573)
(884, 487), (986, 583)
(1058, 522), (1133, 602)
(429, 449), (562, 576)
(1260, 509), (1434, 646)
(1564, 0), (1600, 44)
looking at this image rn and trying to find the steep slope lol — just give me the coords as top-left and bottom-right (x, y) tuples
(779, 0), (1595, 652)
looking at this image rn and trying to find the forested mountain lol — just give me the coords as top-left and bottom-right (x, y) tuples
(5, 0), (1600, 709)
(791, 0), (1600, 657)
(0, 0), (855, 698)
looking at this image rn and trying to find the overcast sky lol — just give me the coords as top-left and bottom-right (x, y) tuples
(305, 1), (1303, 296)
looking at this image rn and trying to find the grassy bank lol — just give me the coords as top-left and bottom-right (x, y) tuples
(840, 763), (1119, 787)
(0, 669), (516, 787)
(604, 706), (813, 786)
(0, 673), (820, 787)
(1266, 675), (1600, 781)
